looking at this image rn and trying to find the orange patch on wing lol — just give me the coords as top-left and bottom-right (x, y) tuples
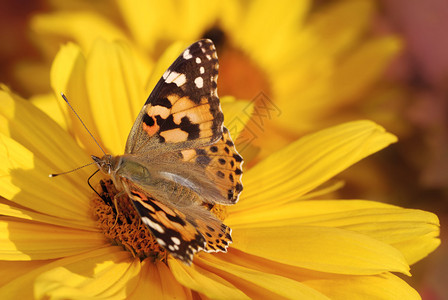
(171, 96), (195, 112)
(160, 128), (189, 142)
(148, 105), (170, 119)
(173, 104), (213, 125)
(142, 115), (159, 137)
(181, 149), (196, 161)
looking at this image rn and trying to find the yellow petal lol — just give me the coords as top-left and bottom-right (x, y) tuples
(115, 0), (174, 52)
(0, 203), (97, 231)
(305, 272), (420, 300)
(306, 0), (374, 57)
(0, 246), (128, 298)
(0, 219), (106, 260)
(388, 230), (440, 266)
(0, 89), (91, 175)
(222, 96), (254, 140)
(334, 37), (402, 104)
(168, 258), (249, 299)
(197, 254), (330, 299)
(228, 199), (440, 267)
(233, 120), (397, 212)
(50, 42), (105, 155)
(86, 39), (145, 154)
(238, 0), (310, 66)
(128, 260), (191, 300)
(0, 260), (50, 288)
(34, 252), (139, 299)
(30, 93), (67, 130)
(31, 12), (127, 53)
(231, 225), (410, 276)
(0, 132), (93, 220)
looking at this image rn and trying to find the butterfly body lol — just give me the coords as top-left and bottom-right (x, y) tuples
(92, 39), (243, 265)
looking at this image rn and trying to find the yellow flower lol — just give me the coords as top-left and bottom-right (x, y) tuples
(23, 0), (401, 158)
(0, 40), (439, 299)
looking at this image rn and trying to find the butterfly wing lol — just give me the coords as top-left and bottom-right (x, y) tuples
(125, 39), (243, 204)
(125, 39), (223, 155)
(117, 40), (243, 263)
(122, 178), (232, 265)
(177, 127), (243, 204)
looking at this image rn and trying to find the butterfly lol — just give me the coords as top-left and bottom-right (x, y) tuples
(92, 39), (243, 265)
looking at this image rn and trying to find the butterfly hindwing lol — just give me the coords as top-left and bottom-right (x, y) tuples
(124, 178), (232, 264)
(179, 127), (243, 204)
(125, 39), (223, 154)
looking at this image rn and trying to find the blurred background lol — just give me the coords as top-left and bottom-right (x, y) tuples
(0, 0), (446, 298)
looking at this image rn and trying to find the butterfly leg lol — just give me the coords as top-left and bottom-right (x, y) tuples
(111, 190), (126, 229)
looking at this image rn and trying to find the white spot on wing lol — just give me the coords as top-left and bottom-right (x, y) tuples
(171, 237), (181, 245)
(141, 217), (165, 234)
(163, 70), (170, 80)
(165, 71), (186, 87)
(183, 49), (192, 60)
(199, 66), (205, 74)
(196, 57), (201, 64)
(206, 54), (211, 60)
(195, 77), (204, 88)
(156, 238), (166, 247)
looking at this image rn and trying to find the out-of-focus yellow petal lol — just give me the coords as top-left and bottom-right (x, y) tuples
(231, 225), (410, 276)
(222, 96), (253, 140)
(233, 120), (397, 212)
(0, 247), (128, 298)
(198, 254), (330, 299)
(50, 42), (106, 155)
(168, 258), (249, 299)
(306, 0), (374, 57)
(86, 39), (145, 154)
(128, 260), (192, 300)
(115, 0), (173, 52)
(145, 41), (189, 94)
(237, 0), (310, 67)
(0, 220), (106, 260)
(31, 12), (128, 55)
(333, 37), (402, 106)
(271, 1), (402, 134)
(30, 93), (67, 130)
(305, 272), (420, 300)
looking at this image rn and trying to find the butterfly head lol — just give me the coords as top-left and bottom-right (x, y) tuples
(91, 154), (117, 175)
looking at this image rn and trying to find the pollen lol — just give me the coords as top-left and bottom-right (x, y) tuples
(90, 179), (167, 262)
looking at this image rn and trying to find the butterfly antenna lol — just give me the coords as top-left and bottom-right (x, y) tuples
(49, 162), (96, 177)
(60, 92), (106, 156)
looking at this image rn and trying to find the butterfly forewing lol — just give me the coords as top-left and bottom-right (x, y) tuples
(125, 39), (223, 154)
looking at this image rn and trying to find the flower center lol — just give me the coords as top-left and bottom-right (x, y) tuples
(91, 179), (228, 262)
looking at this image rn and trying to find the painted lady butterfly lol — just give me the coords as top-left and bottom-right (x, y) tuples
(92, 39), (243, 265)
